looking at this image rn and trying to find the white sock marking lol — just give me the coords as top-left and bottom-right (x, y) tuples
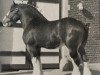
(32, 57), (43, 75)
(83, 62), (91, 75)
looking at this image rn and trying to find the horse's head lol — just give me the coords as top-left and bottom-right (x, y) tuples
(3, 1), (47, 27)
(3, 2), (20, 27)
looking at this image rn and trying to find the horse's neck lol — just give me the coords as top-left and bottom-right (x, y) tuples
(20, 14), (48, 29)
(20, 15), (30, 29)
(20, 8), (48, 29)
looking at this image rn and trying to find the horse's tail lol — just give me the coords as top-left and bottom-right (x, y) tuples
(82, 23), (90, 47)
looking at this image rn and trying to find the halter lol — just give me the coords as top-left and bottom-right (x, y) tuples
(6, 8), (19, 24)
(0, 11), (11, 33)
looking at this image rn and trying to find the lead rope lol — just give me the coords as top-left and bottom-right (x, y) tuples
(0, 13), (9, 33)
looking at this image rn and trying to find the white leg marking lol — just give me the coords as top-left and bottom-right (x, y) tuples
(3, 11), (10, 21)
(60, 46), (81, 75)
(32, 57), (43, 75)
(71, 58), (81, 75)
(60, 57), (68, 71)
(2, 11), (10, 27)
(64, 46), (80, 75)
(60, 46), (69, 70)
(83, 62), (91, 75)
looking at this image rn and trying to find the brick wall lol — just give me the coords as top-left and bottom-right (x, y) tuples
(68, 0), (100, 63)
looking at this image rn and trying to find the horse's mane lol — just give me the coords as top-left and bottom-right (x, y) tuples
(18, 4), (48, 22)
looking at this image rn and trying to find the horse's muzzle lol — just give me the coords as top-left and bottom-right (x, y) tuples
(2, 18), (11, 27)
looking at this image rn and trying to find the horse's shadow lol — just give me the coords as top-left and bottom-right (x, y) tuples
(0, 21), (3, 27)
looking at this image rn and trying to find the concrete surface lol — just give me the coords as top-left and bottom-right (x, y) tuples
(0, 63), (100, 75)
(0, 69), (100, 75)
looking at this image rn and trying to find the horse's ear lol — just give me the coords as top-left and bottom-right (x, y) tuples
(13, 1), (16, 5)
(27, 0), (32, 4)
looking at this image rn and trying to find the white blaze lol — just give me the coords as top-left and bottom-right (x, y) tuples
(2, 11), (10, 27)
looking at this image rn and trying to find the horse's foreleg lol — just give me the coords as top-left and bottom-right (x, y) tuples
(79, 48), (91, 75)
(27, 45), (43, 75)
(82, 52), (91, 75)
(32, 57), (43, 75)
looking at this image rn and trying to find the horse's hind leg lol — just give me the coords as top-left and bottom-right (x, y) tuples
(68, 45), (91, 75)
(59, 46), (69, 71)
(79, 47), (91, 75)
(27, 44), (43, 75)
(66, 46), (81, 75)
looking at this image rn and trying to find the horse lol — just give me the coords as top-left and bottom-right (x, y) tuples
(3, 2), (91, 75)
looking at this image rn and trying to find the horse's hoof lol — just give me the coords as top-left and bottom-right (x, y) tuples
(71, 68), (81, 75)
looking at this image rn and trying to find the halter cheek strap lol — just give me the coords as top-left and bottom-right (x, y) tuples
(8, 8), (19, 22)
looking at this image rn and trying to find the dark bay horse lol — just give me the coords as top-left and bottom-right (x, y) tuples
(3, 2), (91, 75)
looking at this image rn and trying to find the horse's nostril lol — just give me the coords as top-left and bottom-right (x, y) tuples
(3, 23), (8, 27)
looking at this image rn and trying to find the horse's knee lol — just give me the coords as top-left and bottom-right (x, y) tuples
(32, 50), (40, 58)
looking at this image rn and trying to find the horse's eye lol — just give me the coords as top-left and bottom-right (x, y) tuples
(15, 8), (18, 12)
(10, 9), (14, 12)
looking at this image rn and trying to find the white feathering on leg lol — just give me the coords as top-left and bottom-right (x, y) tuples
(71, 58), (81, 75)
(83, 62), (91, 75)
(60, 46), (69, 71)
(32, 57), (43, 75)
(63, 46), (81, 75)
(72, 67), (81, 75)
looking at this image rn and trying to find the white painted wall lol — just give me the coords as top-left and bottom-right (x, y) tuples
(61, 0), (70, 18)
(37, 2), (59, 21)
(0, 0), (13, 64)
